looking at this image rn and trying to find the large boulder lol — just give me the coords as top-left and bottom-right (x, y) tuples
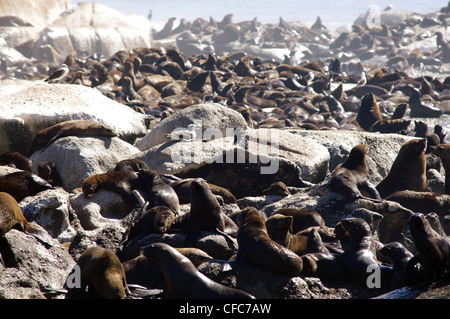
(0, 83), (148, 154)
(136, 103), (249, 151)
(0, 229), (75, 299)
(30, 136), (141, 192)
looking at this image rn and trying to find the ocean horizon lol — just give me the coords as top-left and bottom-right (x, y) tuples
(73, 0), (447, 30)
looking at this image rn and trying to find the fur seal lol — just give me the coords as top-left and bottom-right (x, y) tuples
(82, 170), (143, 208)
(408, 213), (450, 281)
(121, 205), (176, 248)
(0, 152), (32, 171)
(142, 242), (255, 299)
(430, 144), (450, 194)
(0, 171), (54, 201)
(265, 214), (329, 256)
(37, 161), (62, 187)
(161, 176), (237, 204)
(379, 242), (415, 289)
(0, 192), (52, 245)
(137, 169), (180, 214)
(270, 208), (324, 233)
(171, 178), (237, 237)
(113, 159), (150, 173)
(123, 247), (212, 290)
(329, 144), (381, 200)
(376, 138), (427, 198)
(409, 88), (443, 118)
(333, 218), (392, 287)
(69, 246), (131, 299)
(28, 120), (117, 155)
(355, 93), (383, 131)
(385, 190), (450, 213)
(234, 206), (304, 276)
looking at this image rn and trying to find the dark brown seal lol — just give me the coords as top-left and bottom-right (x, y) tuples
(270, 208), (324, 233)
(385, 190), (450, 213)
(82, 170), (143, 208)
(408, 213), (450, 281)
(0, 192), (52, 245)
(356, 93), (383, 131)
(171, 178), (238, 237)
(234, 206), (303, 276)
(0, 152), (32, 171)
(163, 176), (237, 204)
(333, 218), (392, 287)
(121, 205), (176, 248)
(37, 161), (62, 187)
(265, 214), (329, 256)
(329, 144), (381, 200)
(142, 242), (255, 299)
(376, 138), (427, 198)
(28, 120), (117, 155)
(137, 169), (180, 215)
(0, 171), (55, 201)
(113, 159), (150, 173)
(379, 242), (415, 289)
(70, 246), (130, 299)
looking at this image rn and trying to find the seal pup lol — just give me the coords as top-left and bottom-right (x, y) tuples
(265, 214), (329, 256)
(37, 161), (63, 187)
(329, 144), (381, 201)
(376, 138), (427, 198)
(0, 171), (54, 201)
(44, 64), (69, 83)
(121, 205), (176, 248)
(82, 170), (143, 208)
(171, 178), (237, 237)
(270, 208), (324, 233)
(233, 207), (304, 276)
(161, 175), (236, 204)
(333, 218), (392, 287)
(408, 213), (450, 281)
(142, 242), (255, 299)
(29, 120), (117, 155)
(0, 192), (52, 245)
(379, 242), (415, 289)
(137, 169), (180, 215)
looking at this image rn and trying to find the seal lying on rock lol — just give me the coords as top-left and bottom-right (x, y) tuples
(0, 171), (55, 201)
(28, 120), (117, 155)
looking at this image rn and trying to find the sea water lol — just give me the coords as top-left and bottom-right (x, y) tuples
(72, 0), (447, 30)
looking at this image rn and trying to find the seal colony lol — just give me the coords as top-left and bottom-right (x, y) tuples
(0, 3), (450, 300)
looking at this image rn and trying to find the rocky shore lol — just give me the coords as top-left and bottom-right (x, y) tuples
(0, 1), (450, 300)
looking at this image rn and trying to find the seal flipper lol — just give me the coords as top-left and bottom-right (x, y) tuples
(126, 284), (163, 299)
(360, 180), (382, 200)
(215, 228), (238, 253)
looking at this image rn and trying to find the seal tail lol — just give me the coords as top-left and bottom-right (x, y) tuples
(215, 228), (239, 253)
